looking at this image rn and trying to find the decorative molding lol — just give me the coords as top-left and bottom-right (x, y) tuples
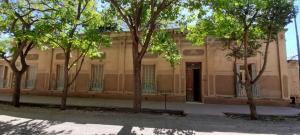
(26, 54), (39, 60)
(183, 49), (204, 56)
(144, 53), (158, 58)
(56, 53), (65, 60)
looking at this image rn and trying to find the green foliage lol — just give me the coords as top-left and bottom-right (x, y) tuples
(106, 0), (181, 30)
(0, 0), (53, 55)
(106, 0), (182, 66)
(187, 0), (295, 59)
(149, 31), (181, 67)
(0, 37), (12, 54)
(40, 0), (114, 59)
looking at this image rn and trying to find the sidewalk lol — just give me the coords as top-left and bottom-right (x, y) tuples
(0, 94), (299, 116)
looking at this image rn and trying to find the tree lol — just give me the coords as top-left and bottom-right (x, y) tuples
(149, 31), (181, 68)
(149, 31), (181, 93)
(107, 0), (181, 112)
(187, 0), (295, 120)
(41, 0), (112, 110)
(0, 0), (52, 107)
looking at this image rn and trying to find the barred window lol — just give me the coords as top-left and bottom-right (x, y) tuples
(90, 64), (103, 91)
(56, 64), (64, 90)
(0, 65), (9, 88)
(24, 65), (37, 89)
(142, 65), (155, 93)
(235, 64), (259, 97)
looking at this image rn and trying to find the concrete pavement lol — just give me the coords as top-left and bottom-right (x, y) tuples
(0, 94), (299, 116)
(0, 104), (300, 135)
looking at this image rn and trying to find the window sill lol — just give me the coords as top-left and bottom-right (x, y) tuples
(22, 88), (34, 91)
(49, 90), (63, 92)
(142, 93), (157, 95)
(88, 90), (103, 93)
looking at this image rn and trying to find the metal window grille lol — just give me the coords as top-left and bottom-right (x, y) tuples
(235, 64), (259, 97)
(142, 65), (155, 94)
(90, 64), (103, 91)
(56, 65), (64, 90)
(0, 65), (9, 88)
(24, 65), (37, 89)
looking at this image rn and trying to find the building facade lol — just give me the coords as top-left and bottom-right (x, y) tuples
(0, 31), (296, 106)
(288, 60), (300, 99)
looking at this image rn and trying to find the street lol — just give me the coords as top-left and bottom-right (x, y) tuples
(0, 104), (300, 135)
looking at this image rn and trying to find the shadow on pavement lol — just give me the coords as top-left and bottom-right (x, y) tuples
(0, 119), (70, 135)
(0, 104), (299, 135)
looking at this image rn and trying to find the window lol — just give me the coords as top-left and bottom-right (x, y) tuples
(24, 65), (37, 89)
(56, 65), (64, 90)
(235, 64), (259, 97)
(90, 64), (103, 91)
(0, 65), (9, 88)
(236, 66), (247, 97)
(142, 65), (155, 94)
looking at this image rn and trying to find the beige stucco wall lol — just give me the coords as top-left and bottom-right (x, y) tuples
(0, 31), (293, 105)
(204, 32), (289, 100)
(288, 60), (300, 97)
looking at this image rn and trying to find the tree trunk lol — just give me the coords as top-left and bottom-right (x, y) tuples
(133, 59), (142, 112)
(245, 81), (258, 120)
(12, 72), (22, 107)
(233, 58), (238, 96)
(61, 50), (70, 110)
(131, 31), (143, 113)
(243, 28), (258, 120)
(172, 67), (175, 93)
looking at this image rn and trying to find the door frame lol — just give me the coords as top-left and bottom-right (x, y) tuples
(185, 62), (202, 102)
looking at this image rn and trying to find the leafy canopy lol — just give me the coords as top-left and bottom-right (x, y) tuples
(107, 0), (182, 66)
(41, 0), (114, 59)
(187, 0), (295, 59)
(0, 0), (52, 56)
(149, 31), (181, 67)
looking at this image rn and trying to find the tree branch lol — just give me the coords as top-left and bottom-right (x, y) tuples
(67, 53), (86, 87)
(24, 41), (34, 56)
(251, 25), (273, 84)
(134, 0), (144, 30)
(138, 22), (156, 59)
(69, 39), (93, 70)
(68, 51), (86, 70)
(0, 51), (11, 64)
(10, 40), (23, 64)
(10, 18), (18, 32)
(247, 10), (259, 28)
(19, 50), (28, 73)
(138, 0), (175, 60)
(109, 0), (134, 30)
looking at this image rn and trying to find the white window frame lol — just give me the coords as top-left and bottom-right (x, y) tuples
(56, 64), (65, 91)
(90, 64), (104, 91)
(0, 65), (9, 88)
(142, 64), (156, 94)
(23, 65), (37, 90)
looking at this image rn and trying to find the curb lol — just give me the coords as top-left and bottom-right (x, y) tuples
(0, 100), (186, 116)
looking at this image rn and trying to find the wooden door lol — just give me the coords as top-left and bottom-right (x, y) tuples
(186, 68), (193, 101)
(0, 65), (4, 88)
(186, 62), (202, 102)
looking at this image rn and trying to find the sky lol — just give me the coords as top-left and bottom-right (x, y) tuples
(286, 0), (300, 60)
(1, 1), (300, 60)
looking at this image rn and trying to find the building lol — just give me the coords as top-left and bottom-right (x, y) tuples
(0, 31), (297, 106)
(287, 60), (300, 101)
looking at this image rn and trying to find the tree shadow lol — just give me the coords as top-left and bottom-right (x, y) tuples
(153, 128), (195, 135)
(117, 126), (195, 135)
(0, 104), (299, 135)
(0, 119), (71, 135)
(117, 125), (136, 135)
